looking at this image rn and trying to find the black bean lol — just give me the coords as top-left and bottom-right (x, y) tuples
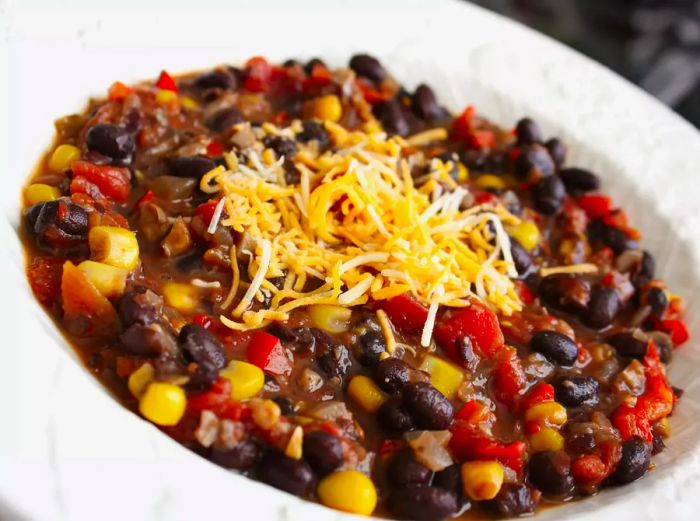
(374, 358), (411, 394)
(402, 382), (454, 430)
(515, 117), (542, 145)
(559, 167), (601, 195)
(57, 202), (89, 235)
(178, 324), (226, 389)
(565, 430), (597, 454)
(647, 287), (669, 318)
(210, 440), (259, 469)
(257, 451), (315, 497)
(527, 451), (575, 497)
(378, 398), (415, 434)
(651, 430), (666, 455)
(302, 430), (344, 476)
(373, 99), (410, 136)
(317, 344), (351, 380)
(273, 396), (296, 415)
(349, 54), (387, 83)
(169, 156), (217, 178)
(120, 322), (178, 357)
(263, 136), (298, 160)
(510, 238), (533, 274)
(194, 70), (237, 90)
(206, 107), (243, 132)
(514, 144), (555, 179)
(297, 120), (330, 148)
(356, 329), (386, 366)
(85, 123), (136, 162)
(637, 250), (655, 284)
(432, 464), (462, 496)
(27, 200), (89, 247)
(610, 438), (651, 484)
(585, 286), (620, 329)
(118, 288), (161, 326)
(655, 334), (673, 364)
(388, 486), (459, 521)
(607, 331), (648, 359)
(456, 336), (479, 368)
(530, 331), (578, 366)
(592, 221), (638, 255)
(554, 375), (600, 407)
(545, 137), (567, 167)
(388, 450), (433, 487)
(538, 274), (591, 314)
(485, 483), (536, 517)
(282, 58), (300, 68)
(501, 189), (523, 216)
(532, 174), (566, 215)
(412, 84), (443, 120)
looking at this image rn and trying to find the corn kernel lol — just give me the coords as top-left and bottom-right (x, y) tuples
(309, 304), (352, 333)
(348, 375), (386, 413)
(249, 398), (281, 430)
(89, 226), (140, 271)
(77, 260), (128, 298)
(180, 96), (198, 110)
(461, 460), (504, 501)
(139, 382), (186, 426)
(419, 354), (464, 399)
(508, 221), (541, 252)
(285, 425), (304, 460)
(655, 417), (671, 437)
(529, 427), (565, 452)
(524, 401), (568, 427)
(48, 144), (80, 172)
(162, 282), (199, 313)
(25, 183), (61, 205)
(475, 174), (506, 190)
(457, 162), (469, 182)
(220, 360), (264, 400)
(317, 470), (377, 515)
(155, 89), (178, 105)
(307, 95), (342, 122)
(128, 362), (155, 398)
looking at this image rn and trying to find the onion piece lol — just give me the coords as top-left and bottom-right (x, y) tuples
(405, 430), (453, 471)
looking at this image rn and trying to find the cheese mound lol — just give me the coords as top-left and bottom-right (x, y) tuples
(201, 121), (522, 346)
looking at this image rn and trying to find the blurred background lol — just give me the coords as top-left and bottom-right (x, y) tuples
(473, 0), (700, 127)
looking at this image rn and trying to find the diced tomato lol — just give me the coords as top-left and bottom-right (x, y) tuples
(660, 319), (690, 346)
(246, 330), (291, 375)
(206, 140), (225, 156)
(451, 106), (476, 142)
(468, 130), (495, 150)
(572, 454), (607, 484)
(71, 161), (131, 202)
(575, 194), (612, 220)
(455, 399), (495, 426)
(519, 382), (555, 412)
(243, 56), (272, 92)
(195, 199), (221, 226)
(515, 280), (535, 305)
(61, 261), (118, 334)
(449, 421), (526, 473)
(355, 78), (393, 104)
(155, 70), (178, 92)
(378, 439), (404, 459)
(187, 377), (231, 414)
(475, 192), (499, 205)
(302, 63), (333, 92)
(27, 256), (64, 305)
(192, 313), (213, 329)
(108, 81), (133, 101)
(377, 294), (429, 334)
(611, 403), (652, 443)
(434, 302), (505, 360)
(493, 347), (526, 407)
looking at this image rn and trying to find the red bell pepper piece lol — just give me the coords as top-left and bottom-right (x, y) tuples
(71, 161), (131, 202)
(519, 382), (555, 412)
(206, 140), (225, 156)
(246, 330), (291, 375)
(660, 319), (690, 346)
(450, 421), (526, 473)
(243, 56), (272, 92)
(455, 399), (495, 425)
(451, 106), (476, 142)
(377, 294), (429, 334)
(434, 302), (505, 360)
(195, 199), (221, 226)
(155, 70), (178, 92)
(108, 81), (133, 101)
(575, 194), (612, 220)
(611, 403), (653, 443)
(493, 347), (526, 407)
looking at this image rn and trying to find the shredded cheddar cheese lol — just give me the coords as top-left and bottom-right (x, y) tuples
(202, 121), (522, 344)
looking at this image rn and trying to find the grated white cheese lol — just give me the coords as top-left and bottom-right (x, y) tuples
(207, 197), (227, 234)
(232, 238), (272, 317)
(338, 275), (375, 305)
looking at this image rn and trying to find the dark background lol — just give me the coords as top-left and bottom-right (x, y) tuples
(472, 0), (700, 127)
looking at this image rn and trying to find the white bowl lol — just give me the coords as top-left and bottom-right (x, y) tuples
(1, 1), (700, 520)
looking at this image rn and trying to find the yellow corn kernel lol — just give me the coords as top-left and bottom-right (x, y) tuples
(508, 221), (541, 252)
(309, 304), (352, 333)
(457, 162), (469, 182)
(77, 260), (128, 298)
(180, 96), (198, 110)
(128, 362), (155, 398)
(461, 460), (504, 501)
(249, 398), (281, 430)
(309, 95), (342, 122)
(317, 470), (377, 515)
(348, 375), (386, 413)
(475, 174), (506, 190)
(220, 360), (264, 400)
(25, 183), (61, 205)
(419, 354), (464, 399)
(162, 282), (198, 313)
(139, 382), (186, 426)
(529, 427), (565, 452)
(89, 226), (140, 271)
(155, 89), (178, 105)
(524, 401), (568, 427)
(48, 144), (81, 172)
(285, 425), (304, 460)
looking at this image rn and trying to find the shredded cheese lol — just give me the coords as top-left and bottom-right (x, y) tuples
(204, 122), (522, 342)
(376, 309), (397, 354)
(540, 263), (599, 277)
